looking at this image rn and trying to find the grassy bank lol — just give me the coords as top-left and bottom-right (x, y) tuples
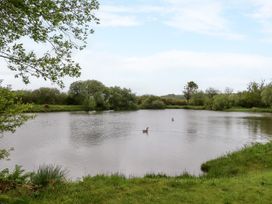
(166, 105), (272, 113)
(26, 105), (85, 112)
(2, 142), (272, 204)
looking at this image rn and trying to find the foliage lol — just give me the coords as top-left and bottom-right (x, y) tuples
(190, 91), (206, 106)
(183, 81), (198, 102)
(108, 86), (137, 110)
(235, 81), (265, 108)
(211, 94), (233, 111)
(161, 97), (187, 106)
(68, 80), (108, 105)
(82, 96), (96, 111)
(18, 88), (68, 105)
(0, 0), (99, 87)
(139, 95), (165, 109)
(31, 165), (67, 187)
(0, 165), (32, 193)
(261, 85), (272, 107)
(205, 87), (219, 99)
(0, 85), (32, 133)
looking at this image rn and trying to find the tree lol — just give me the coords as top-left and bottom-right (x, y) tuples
(183, 81), (198, 103)
(0, 83), (32, 159)
(0, 0), (99, 87)
(68, 80), (109, 109)
(205, 87), (219, 99)
(83, 96), (96, 111)
(31, 88), (67, 104)
(261, 85), (272, 107)
(108, 87), (137, 110)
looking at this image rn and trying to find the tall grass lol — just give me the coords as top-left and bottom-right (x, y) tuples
(31, 165), (67, 187)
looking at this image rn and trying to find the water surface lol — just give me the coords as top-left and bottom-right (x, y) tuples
(1, 110), (271, 178)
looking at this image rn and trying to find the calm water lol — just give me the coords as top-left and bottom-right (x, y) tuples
(1, 110), (272, 178)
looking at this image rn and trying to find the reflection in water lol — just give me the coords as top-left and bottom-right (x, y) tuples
(70, 112), (134, 146)
(0, 110), (271, 179)
(242, 116), (272, 140)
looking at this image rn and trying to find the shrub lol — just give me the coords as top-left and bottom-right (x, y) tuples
(212, 94), (232, 110)
(0, 165), (32, 193)
(31, 165), (67, 187)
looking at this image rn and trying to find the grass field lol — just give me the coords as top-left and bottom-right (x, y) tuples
(2, 142), (272, 204)
(26, 105), (85, 112)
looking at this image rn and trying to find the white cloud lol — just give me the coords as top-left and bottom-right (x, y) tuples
(97, 1), (244, 39)
(163, 0), (244, 39)
(249, 0), (272, 40)
(97, 5), (141, 27)
(3, 49), (272, 94)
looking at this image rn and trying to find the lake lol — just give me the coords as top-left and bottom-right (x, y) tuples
(1, 109), (272, 179)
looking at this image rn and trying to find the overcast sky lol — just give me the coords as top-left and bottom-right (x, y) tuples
(1, 0), (272, 95)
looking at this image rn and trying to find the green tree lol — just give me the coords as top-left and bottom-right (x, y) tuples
(108, 87), (137, 110)
(139, 95), (165, 109)
(83, 96), (96, 111)
(0, 83), (32, 159)
(261, 85), (272, 107)
(205, 88), (219, 99)
(190, 91), (206, 106)
(31, 88), (67, 104)
(0, 0), (99, 87)
(69, 80), (109, 109)
(183, 81), (198, 103)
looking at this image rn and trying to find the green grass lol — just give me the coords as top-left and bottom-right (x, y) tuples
(166, 105), (272, 113)
(166, 105), (205, 110)
(226, 107), (272, 113)
(26, 105), (84, 112)
(2, 142), (272, 204)
(201, 142), (272, 178)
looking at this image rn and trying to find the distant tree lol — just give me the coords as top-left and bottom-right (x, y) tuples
(212, 94), (233, 111)
(236, 81), (265, 108)
(183, 81), (198, 103)
(69, 80), (109, 109)
(31, 88), (67, 104)
(108, 87), (137, 110)
(190, 91), (206, 106)
(205, 88), (219, 99)
(83, 96), (96, 111)
(0, 0), (99, 87)
(261, 85), (272, 107)
(139, 95), (165, 109)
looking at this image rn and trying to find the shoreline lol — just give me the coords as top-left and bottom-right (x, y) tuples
(26, 104), (272, 114)
(3, 142), (272, 203)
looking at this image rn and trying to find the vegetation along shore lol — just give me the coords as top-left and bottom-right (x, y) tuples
(10, 79), (272, 113)
(1, 142), (272, 203)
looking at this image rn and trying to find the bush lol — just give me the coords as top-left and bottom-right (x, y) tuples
(261, 86), (272, 107)
(31, 165), (67, 187)
(140, 96), (165, 109)
(190, 91), (206, 106)
(212, 94), (233, 111)
(0, 165), (32, 193)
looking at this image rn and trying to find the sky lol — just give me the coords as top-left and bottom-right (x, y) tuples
(1, 0), (272, 95)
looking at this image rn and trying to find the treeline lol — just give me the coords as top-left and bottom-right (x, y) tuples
(17, 80), (137, 111)
(15, 80), (272, 111)
(15, 80), (187, 111)
(186, 81), (272, 110)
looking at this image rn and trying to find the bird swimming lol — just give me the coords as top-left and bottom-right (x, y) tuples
(142, 127), (149, 134)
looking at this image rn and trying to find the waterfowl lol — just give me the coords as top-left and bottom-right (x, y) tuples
(142, 127), (149, 134)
